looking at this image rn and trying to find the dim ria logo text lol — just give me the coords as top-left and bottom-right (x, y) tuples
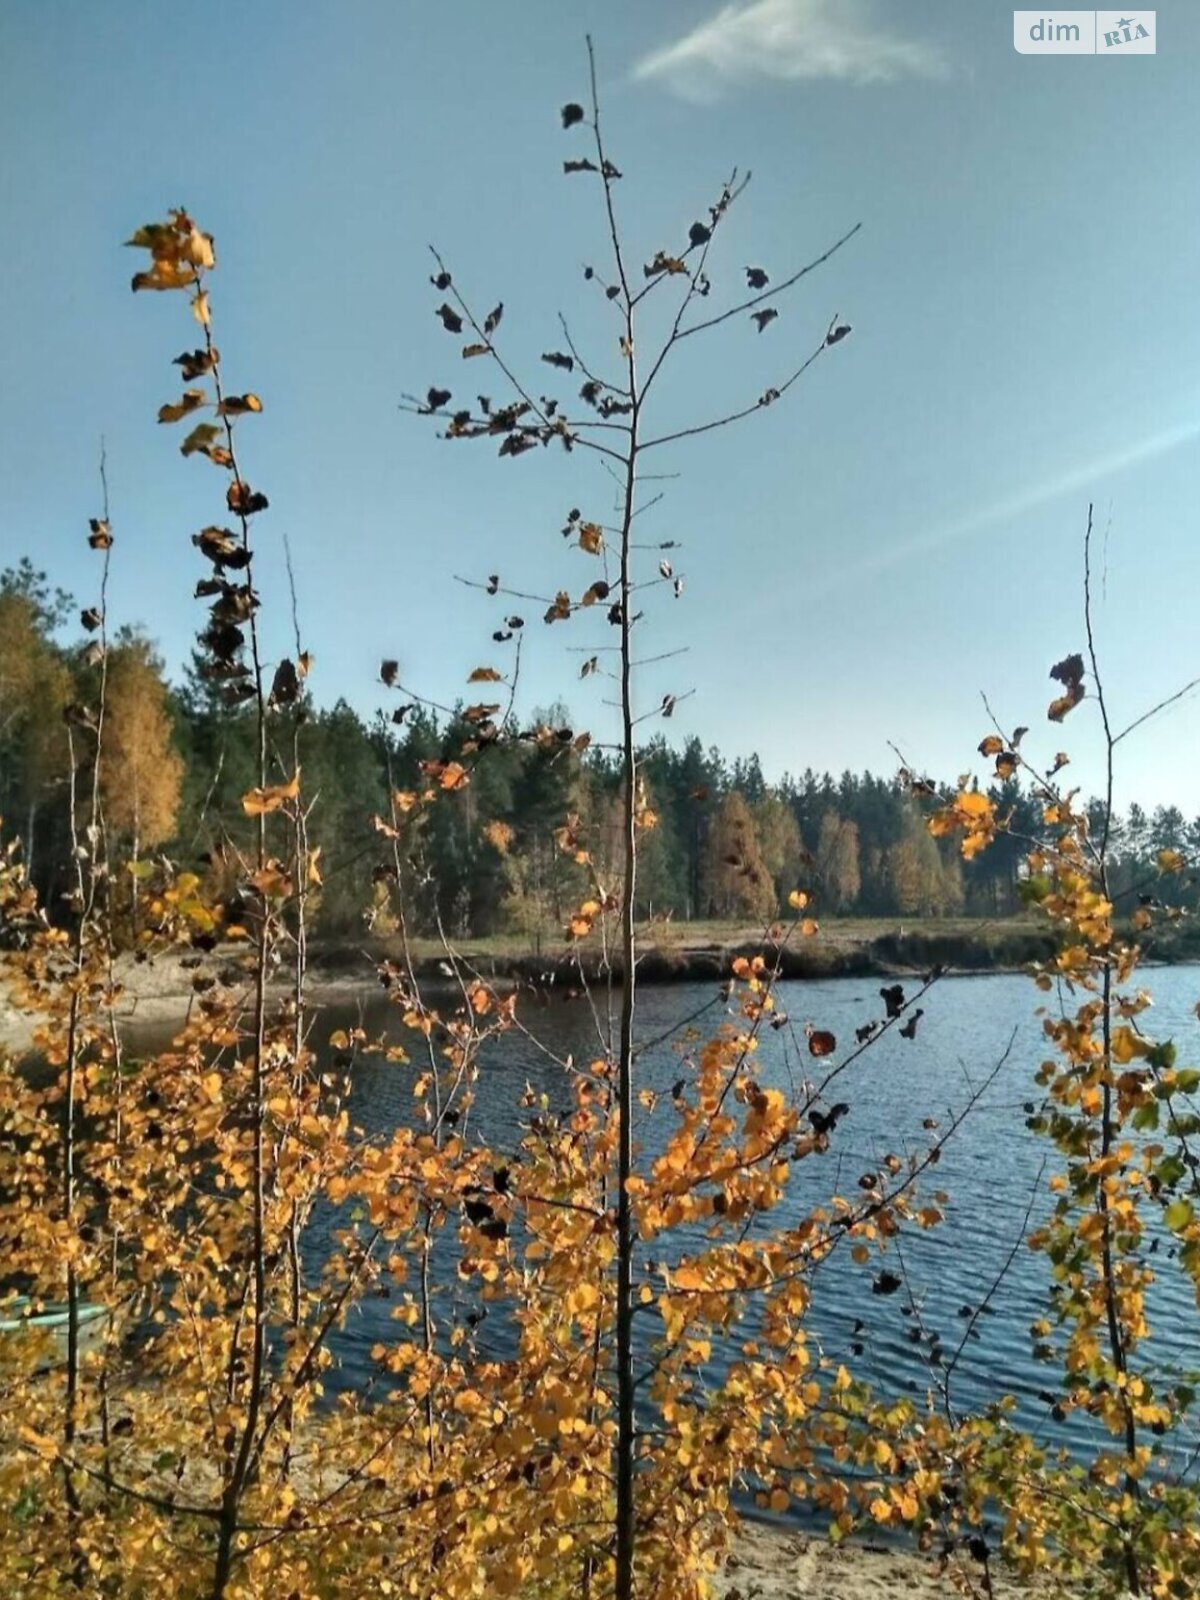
(1014, 11), (1156, 53)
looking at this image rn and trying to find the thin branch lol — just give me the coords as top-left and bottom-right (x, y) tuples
(942, 1157), (1046, 1424)
(282, 532), (304, 660)
(676, 221), (862, 342)
(558, 310), (629, 398)
(423, 247), (628, 466)
(642, 318), (840, 451)
(1112, 674), (1200, 746)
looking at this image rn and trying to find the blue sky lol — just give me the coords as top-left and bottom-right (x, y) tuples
(2, 1), (1198, 811)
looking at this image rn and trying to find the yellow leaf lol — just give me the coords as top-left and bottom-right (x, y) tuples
(131, 260), (196, 293)
(158, 389), (207, 425)
(483, 820), (513, 853)
(957, 791), (991, 819)
(242, 769), (301, 816)
(418, 759), (469, 791)
(192, 290), (211, 326)
(178, 227), (216, 269)
(250, 862), (293, 898)
(18, 1425), (59, 1460)
(217, 393), (263, 416)
(894, 1487), (919, 1520)
(1111, 1026), (1147, 1065)
(469, 666), (502, 683)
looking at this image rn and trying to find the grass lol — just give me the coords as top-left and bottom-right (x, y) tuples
(372, 915), (1050, 966)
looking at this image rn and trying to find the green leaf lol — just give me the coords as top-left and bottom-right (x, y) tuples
(1155, 1154), (1187, 1189)
(1164, 1197), (1194, 1233)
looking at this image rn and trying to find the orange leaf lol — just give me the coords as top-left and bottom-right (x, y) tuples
(419, 760), (469, 791)
(242, 770), (301, 816)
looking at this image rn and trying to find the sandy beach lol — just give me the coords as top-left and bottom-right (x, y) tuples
(718, 1522), (1033, 1598)
(0, 949), (366, 1059)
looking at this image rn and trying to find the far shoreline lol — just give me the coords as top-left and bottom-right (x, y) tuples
(5, 917), (1196, 1059)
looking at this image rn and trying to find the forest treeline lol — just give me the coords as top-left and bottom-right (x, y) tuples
(3, 555), (1197, 942)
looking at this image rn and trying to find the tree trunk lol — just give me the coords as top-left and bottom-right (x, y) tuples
(614, 400), (640, 1600)
(25, 798), (36, 883)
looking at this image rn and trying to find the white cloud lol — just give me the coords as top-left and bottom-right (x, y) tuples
(632, 0), (950, 100)
(803, 412), (1200, 603)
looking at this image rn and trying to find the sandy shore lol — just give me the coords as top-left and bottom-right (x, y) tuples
(0, 950), (366, 1058)
(718, 1522), (1032, 1598)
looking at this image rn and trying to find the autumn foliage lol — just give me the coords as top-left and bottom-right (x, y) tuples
(1, 54), (1198, 1600)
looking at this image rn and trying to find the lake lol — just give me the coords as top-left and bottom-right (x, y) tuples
(121, 964), (1200, 1476)
(253, 965), (1199, 1468)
